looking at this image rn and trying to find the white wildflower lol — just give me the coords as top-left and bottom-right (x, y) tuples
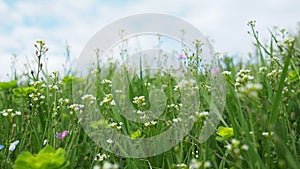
(106, 139), (114, 144)
(241, 144), (249, 151)
(9, 140), (19, 152)
(203, 161), (212, 168)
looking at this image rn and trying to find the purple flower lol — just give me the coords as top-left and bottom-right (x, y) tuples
(211, 67), (220, 74)
(55, 130), (68, 140)
(178, 53), (186, 60)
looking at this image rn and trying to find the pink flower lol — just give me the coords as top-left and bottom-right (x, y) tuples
(55, 130), (68, 140)
(211, 67), (220, 74)
(178, 53), (186, 60)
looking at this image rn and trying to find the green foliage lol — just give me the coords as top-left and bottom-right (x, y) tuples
(216, 126), (234, 141)
(0, 80), (17, 90)
(13, 145), (69, 169)
(130, 130), (142, 139)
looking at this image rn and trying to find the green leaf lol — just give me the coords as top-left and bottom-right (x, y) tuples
(131, 130), (142, 139)
(13, 152), (35, 169)
(13, 145), (68, 169)
(0, 80), (17, 90)
(62, 76), (84, 84)
(13, 86), (35, 97)
(216, 126), (234, 141)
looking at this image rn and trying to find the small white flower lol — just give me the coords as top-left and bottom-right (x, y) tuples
(7, 109), (13, 113)
(222, 71), (232, 76)
(2, 112), (8, 117)
(189, 159), (201, 169)
(9, 140), (19, 151)
(259, 67), (268, 73)
(111, 122), (118, 127)
(43, 140), (48, 146)
(110, 100), (116, 106)
(225, 144), (232, 150)
(196, 111), (209, 118)
(241, 144), (249, 151)
(103, 161), (119, 169)
(52, 85), (59, 90)
(106, 139), (114, 144)
(101, 79), (112, 84)
(231, 139), (240, 146)
(174, 85), (180, 91)
(203, 161), (212, 168)
(15, 111), (22, 116)
(262, 132), (272, 137)
(176, 163), (187, 168)
(172, 118), (182, 123)
(81, 94), (96, 104)
(93, 165), (100, 169)
(144, 121), (157, 127)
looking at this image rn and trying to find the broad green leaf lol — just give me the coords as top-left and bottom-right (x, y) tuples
(0, 80), (17, 90)
(131, 130), (142, 139)
(216, 126), (234, 141)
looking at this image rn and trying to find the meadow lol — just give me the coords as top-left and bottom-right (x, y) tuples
(0, 21), (299, 169)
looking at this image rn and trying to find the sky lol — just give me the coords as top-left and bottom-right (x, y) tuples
(0, 0), (300, 81)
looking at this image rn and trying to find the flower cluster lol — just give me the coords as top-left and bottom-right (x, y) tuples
(267, 69), (282, 78)
(189, 159), (212, 169)
(277, 37), (295, 49)
(100, 94), (115, 106)
(29, 81), (46, 88)
(94, 152), (110, 162)
(132, 96), (146, 108)
(0, 109), (21, 117)
(167, 103), (182, 111)
(172, 117), (182, 123)
(58, 98), (70, 105)
(235, 69), (254, 88)
(81, 94), (96, 104)
(29, 92), (45, 102)
(258, 67), (268, 73)
(225, 138), (249, 158)
(136, 110), (147, 119)
(238, 83), (263, 98)
(144, 120), (157, 127)
(222, 71), (232, 76)
(176, 163), (187, 168)
(102, 161), (119, 169)
(110, 122), (123, 130)
(69, 104), (84, 115)
(101, 79), (112, 86)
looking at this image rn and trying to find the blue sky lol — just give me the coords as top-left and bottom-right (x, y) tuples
(0, 0), (300, 80)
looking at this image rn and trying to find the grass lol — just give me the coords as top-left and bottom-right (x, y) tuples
(0, 21), (300, 169)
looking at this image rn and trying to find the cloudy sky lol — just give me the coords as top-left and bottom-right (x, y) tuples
(0, 0), (300, 80)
